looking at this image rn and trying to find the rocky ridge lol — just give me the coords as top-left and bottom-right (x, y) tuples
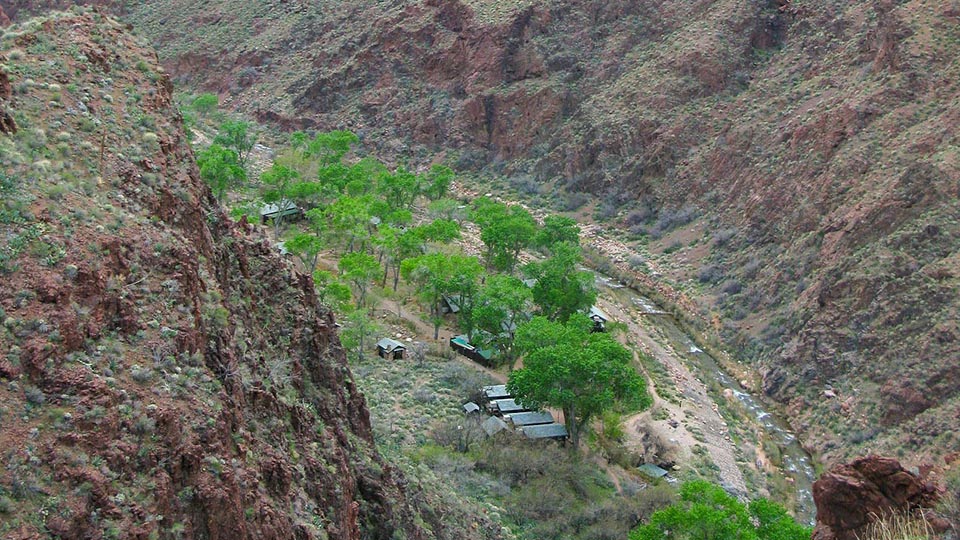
(0, 11), (500, 540)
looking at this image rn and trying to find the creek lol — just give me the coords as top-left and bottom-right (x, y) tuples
(594, 274), (817, 525)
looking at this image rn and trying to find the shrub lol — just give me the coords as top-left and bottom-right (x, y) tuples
(647, 205), (699, 239)
(23, 385), (44, 406)
(697, 264), (724, 284)
(563, 192), (590, 211)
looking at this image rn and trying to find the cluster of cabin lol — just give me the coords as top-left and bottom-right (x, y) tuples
(463, 385), (569, 442)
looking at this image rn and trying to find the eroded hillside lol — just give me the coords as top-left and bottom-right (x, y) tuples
(0, 12), (501, 539)
(120, 0), (960, 466)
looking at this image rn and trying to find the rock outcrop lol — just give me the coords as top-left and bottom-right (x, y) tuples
(0, 12), (500, 540)
(812, 456), (940, 540)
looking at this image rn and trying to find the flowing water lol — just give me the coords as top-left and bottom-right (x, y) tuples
(594, 275), (817, 524)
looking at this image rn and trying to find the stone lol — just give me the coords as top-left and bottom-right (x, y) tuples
(812, 456), (940, 540)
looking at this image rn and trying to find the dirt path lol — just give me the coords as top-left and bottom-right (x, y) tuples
(597, 295), (748, 494)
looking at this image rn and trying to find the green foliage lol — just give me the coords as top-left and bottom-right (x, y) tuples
(474, 274), (533, 368)
(324, 195), (374, 252)
(196, 144), (245, 201)
(260, 163), (300, 239)
(314, 270), (352, 311)
(629, 480), (811, 540)
(190, 93), (218, 116)
(213, 120), (255, 167)
(474, 200), (537, 272)
(0, 172), (27, 225)
(401, 252), (483, 339)
(303, 130), (358, 166)
(338, 251), (381, 308)
(377, 166), (420, 211)
(422, 164), (454, 201)
(418, 218), (460, 244)
(339, 309), (382, 362)
(286, 232), (324, 272)
(524, 242), (597, 322)
(535, 215), (581, 251)
(509, 314), (648, 446)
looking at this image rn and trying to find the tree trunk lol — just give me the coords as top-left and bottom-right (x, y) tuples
(565, 404), (580, 448)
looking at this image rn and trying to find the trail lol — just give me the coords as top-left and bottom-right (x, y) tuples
(597, 295), (748, 495)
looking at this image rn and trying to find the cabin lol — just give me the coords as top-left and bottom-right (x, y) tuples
(588, 305), (611, 332)
(260, 199), (303, 225)
(518, 423), (568, 441)
(375, 338), (407, 360)
(482, 385), (511, 401)
(482, 416), (509, 437)
(504, 411), (554, 427)
(440, 295), (463, 314)
(462, 402), (481, 415)
(450, 335), (494, 366)
(637, 463), (670, 481)
(488, 398), (528, 415)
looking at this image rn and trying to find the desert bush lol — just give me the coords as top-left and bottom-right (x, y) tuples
(647, 205), (699, 239)
(430, 419), (485, 453)
(563, 192), (590, 211)
(438, 362), (495, 403)
(712, 227), (738, 247)
(720, 279), (742, 295)
(697, 264), (725, 284)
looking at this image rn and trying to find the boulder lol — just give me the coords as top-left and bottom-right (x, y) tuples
(812, 456), (940, 540)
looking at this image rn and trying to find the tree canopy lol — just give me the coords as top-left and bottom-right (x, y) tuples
(401, 252), (483, 339)
(197, 144), (245, 202)
(213, 120), (255, 167)
(509, 314), (649, 446)
(629, 481), (812, 540)
(524, 241), (597, 322)
(477, 203), (537, 273)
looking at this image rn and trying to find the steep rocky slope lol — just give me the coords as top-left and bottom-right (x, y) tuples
(120, 0), (960, 466)
(0, 12), (500, 539)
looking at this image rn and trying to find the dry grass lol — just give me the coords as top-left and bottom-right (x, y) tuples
(857, 511), (935, 540)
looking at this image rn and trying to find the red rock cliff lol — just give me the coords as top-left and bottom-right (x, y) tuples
(0, 11), (499, 540)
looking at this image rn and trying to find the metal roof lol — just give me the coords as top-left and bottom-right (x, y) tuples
(637, 464), (669, 478)
(260, 199), (299, 217)
(481, 416), (509, 436)
(519, 423), (568, 439)
(463, 402), (481, 414)
(376, 338), (406, 352)
(504, 411), (554, 426)
(490, 399), (527, 414)
(482, 385), (511, 400)
(589, 305), (610, 322)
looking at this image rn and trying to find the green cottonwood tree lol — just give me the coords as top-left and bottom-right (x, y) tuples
(422, 164), (454, 201)
(260, 163), (300, 240)
(338, 251), (381, 309)
(213, 120), (255, 167)
(339, 309), (381, 363)
(509, 314), (648, 447)
(286, 233), (324, 273)
(474, 274), (532, 370)
(477, 204), (537, 273)
(629, 480), (811, 540)
(523, 241), (596, 322)
(196, 144), (245, 202)
(401, 252), (483, 340)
